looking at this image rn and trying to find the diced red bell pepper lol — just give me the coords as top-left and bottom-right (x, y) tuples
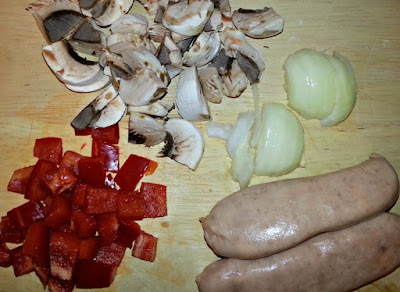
(60, 151), (83, 177)
(78, 237), (99, 260)
(74, 126), (92, 136)
(0, 242), (11, 267)
(50, 230), (81, 281)
(140, 182), (167, 218)
(75, 260), (117, 289)
(78, 157), (106, 186)
(97, 213), (118, 246)
(91, 124), (119, 144)
(117, 191), (146, 220)
(0, 216), (25, 243)
(7, 165), (34, 194)
(34, 262), (50, 288)
(7, 201), (44, 229)
(11, 246), (34, 277)
(23, 222), (49, 267)
(84, 186), (118, 214)
(95, 242), (126, 267)
(92, 140), (119, 172)
(70, 211), (97, 238)
(114, 154), (155, 190)
(44, 196), (72, 229)
(42, 167), (77, 195)
(145, 160), (158, 176)
(47, 277), (75, 292)
(105, 174), (116, 189)
(34, 137), (63, 165)
(132, 231), (158, 262)
(71, 183), (87, 207)
(116, 220), (141, 249)
(25, 160), (58, 201)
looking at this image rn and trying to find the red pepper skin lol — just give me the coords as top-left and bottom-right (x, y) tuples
(92, 140), (119, 172)
(114, 154), (153, 191)
(75, 260), (117, 289)
(47, 277), (75, 292)
(70, 211), (97, 238)
(25, 160), (58, 201)
(84, 186), (118, 214)
(91, 124), (119, 144)
(23, 222), (49, 267)
(78, 157), (106, 187)
(97, 212), (118, 246)
(42, 167), (77, 196)
(71, 183), (87, 207)
(95, 242), (126, 267)
(11, 246), (34, 277)
(78, 237), (99, 260)
(73, 127), (92, 136)
(140, 182), (167, 218)
(0, 216), (26, 244)
(132, 231), (158, 262)
(116, 220), (141, 249)
(0, 242), (12, 268)
(33, 137), (63, 165)
(7, 165), (34, 194)
(116, 191), (146, 220)
(60, 151), (83, 177)
(7, 201), (45, 229)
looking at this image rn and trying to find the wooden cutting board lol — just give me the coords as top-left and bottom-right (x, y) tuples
(0, 0), (399, 291)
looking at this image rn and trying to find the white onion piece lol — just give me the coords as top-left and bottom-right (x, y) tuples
(254, 103), (304, 176)
(206, 121), (233, 141)
(283, 48), (357, 126)
(226, 111), (255, 158)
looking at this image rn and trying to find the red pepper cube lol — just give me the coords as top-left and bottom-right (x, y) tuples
(105, 174), (116, 189)
(97, 213), (118, 246)
(60, 151), (83, 177)
(11, 246), (34, 277)
(0, 242), (11, 267)
(34, 137), (63, 165)
(50, 230), (81, 281)
(7, 201), (45, 229)
(114, 154), (154, 191)
(116, 220), (141, 249)
(25, 160), (58, 201)
(91, 123), (119, 144)
(71, 183), (87, 207)
(74, 126), (92, 136)
(75, 260), (117, 289)
(117, 191), (146, 220)
(48, 276), (75, 292)
(70, 211), (97, 238)
(145, 160), (158, 176)
(23, 222), (49, 267)
(7, 165), (34, 194)
(140, 182), (167, 218)
(34, 262), (50, 289)
(78, 237), (99, 260)
(44, 196), (72, 229)
(132, 231), (158, 262)
(92, 140), (119, 172)
(78, 157), (106, 186)
(95, 242), (126, 267)
(85, 186), (117, 214)
(42, 167), (77, 195)
(0, 216), (25, 244)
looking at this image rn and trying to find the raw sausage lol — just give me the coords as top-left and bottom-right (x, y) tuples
(197, 212), (400, 292)
(202, 155), (399, 259)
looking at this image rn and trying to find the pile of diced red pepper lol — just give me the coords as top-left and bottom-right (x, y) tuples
(0, 123), (167, 291)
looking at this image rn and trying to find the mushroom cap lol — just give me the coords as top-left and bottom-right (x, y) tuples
(198, 67), (223, 104)
(183, 31), (221, 67)
(111, 14), (149, 36)
(83, 0), (134, 27)
(128, 112), (166, 146)
(222, 59), (248, 98)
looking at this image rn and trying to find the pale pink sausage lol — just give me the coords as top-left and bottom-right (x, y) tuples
(197, 213), (400, 292)
(202, 155), (399, 259)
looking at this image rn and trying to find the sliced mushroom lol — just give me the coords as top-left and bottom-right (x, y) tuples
(28, 0), (84, 44)
(127, 100), (175, 118)
(203, 10), (223, 32)
(220, 27), (265, 83)
(222, 58), (248, 98)
(154, 0), (168, 23)
(162, 0), (214, 36)
(183, 31), (221, 67)
(79, 0), (97, 10)
(42, 40), (106, 87)
(106, 35), (156, 54)
(177, 36), (196, 54)
(137, 0), (159, 16)
(82, 0), (134, 27)
(171, 31), (193, 44)
(176, 66), (210, 121)
(232, 7), (284, 39)
(160, 118), (205, 170)
(110, 14), (148, 36)
(157, 35), (183, 79)
(147, 24), (171, 43)
(198, 67), (223, 104)
(128, 112), (166, 146)
(65, 73), (111, 92)
(208, 48), (233, 76)
(71, 85), (119, 129)
(91, 95), (126, 128)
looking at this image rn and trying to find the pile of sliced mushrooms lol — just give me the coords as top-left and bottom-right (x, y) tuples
(28, 0), (284, 182)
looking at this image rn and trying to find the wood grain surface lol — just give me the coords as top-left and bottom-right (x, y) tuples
(0, 0), (400, 291)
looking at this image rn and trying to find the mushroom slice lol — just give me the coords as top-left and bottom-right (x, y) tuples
(107, 35), (156, 54)
(160, 118), (205, 170)
(127, 100), (175, 118)
(220, 27), (265, 83)
(157, 35), (183, 79)
(128, 112), (166, 146)
(42, 40), (104, 86)
(171, 31), (193, 44)
(84, 0), (134, 27)
(177, 36), (196, 54)
(204, 10), (223, 32)
(79, 0), (97, 9)
(208, 48), (233, 76)
(137, 0), (159, 16)
(154, 0), (168, 23)
(222, 59), (248, 98)
(110, 14), (148, 36)
(198, 67), (223, 104)
(162, 0), (214, 36)
(119, 68), (167, 106)
(211, 0), (233, 29)
(91, 95), (126, 128)
(232, 7), (284, 39)
(183, 31), (221, 67)
(71, 85), (119, 130)
(28, 0), (84, 44)
(176, 66), (211, 121)
(65, 73), (111, 92)
(147, 24), (171, 43)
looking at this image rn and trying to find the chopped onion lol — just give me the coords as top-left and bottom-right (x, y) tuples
(206, 121), (233, 141)
(283, 48), (357, 126)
